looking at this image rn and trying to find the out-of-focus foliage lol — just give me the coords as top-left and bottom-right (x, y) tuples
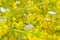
(0, 0), (60, 40)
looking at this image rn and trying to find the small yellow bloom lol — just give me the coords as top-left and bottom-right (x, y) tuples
(13, 2), (18, 9)
(56, 1), (60, 9)
(28, 0), (34, 5)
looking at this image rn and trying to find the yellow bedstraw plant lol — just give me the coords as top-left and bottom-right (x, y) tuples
(0, 0), (60, 40)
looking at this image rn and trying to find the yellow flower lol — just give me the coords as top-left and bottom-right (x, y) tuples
(0, 29), (3, 38)
(0, 22), (9, 38)
(28, 35), (32, 40)
(33, 28), (39, 32)
(0, 0), (2, 5)
(53, 34), (57, 40)
(3, 25), (9, 33)
(50, 0), (56, 3)
(23, 36), (27, 40)
(13, 2), (18, 9)
(58, 37), (60, 40)
(32, 36), (42, 40)
(16, 21), (25, 30)
(55, 25), (60, 30)
(29, 6), (40, 12)
(56, 1), (60, 9)
(28, 0), (34, 5)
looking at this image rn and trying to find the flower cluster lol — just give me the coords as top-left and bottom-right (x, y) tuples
(0, 0), (60, 40)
